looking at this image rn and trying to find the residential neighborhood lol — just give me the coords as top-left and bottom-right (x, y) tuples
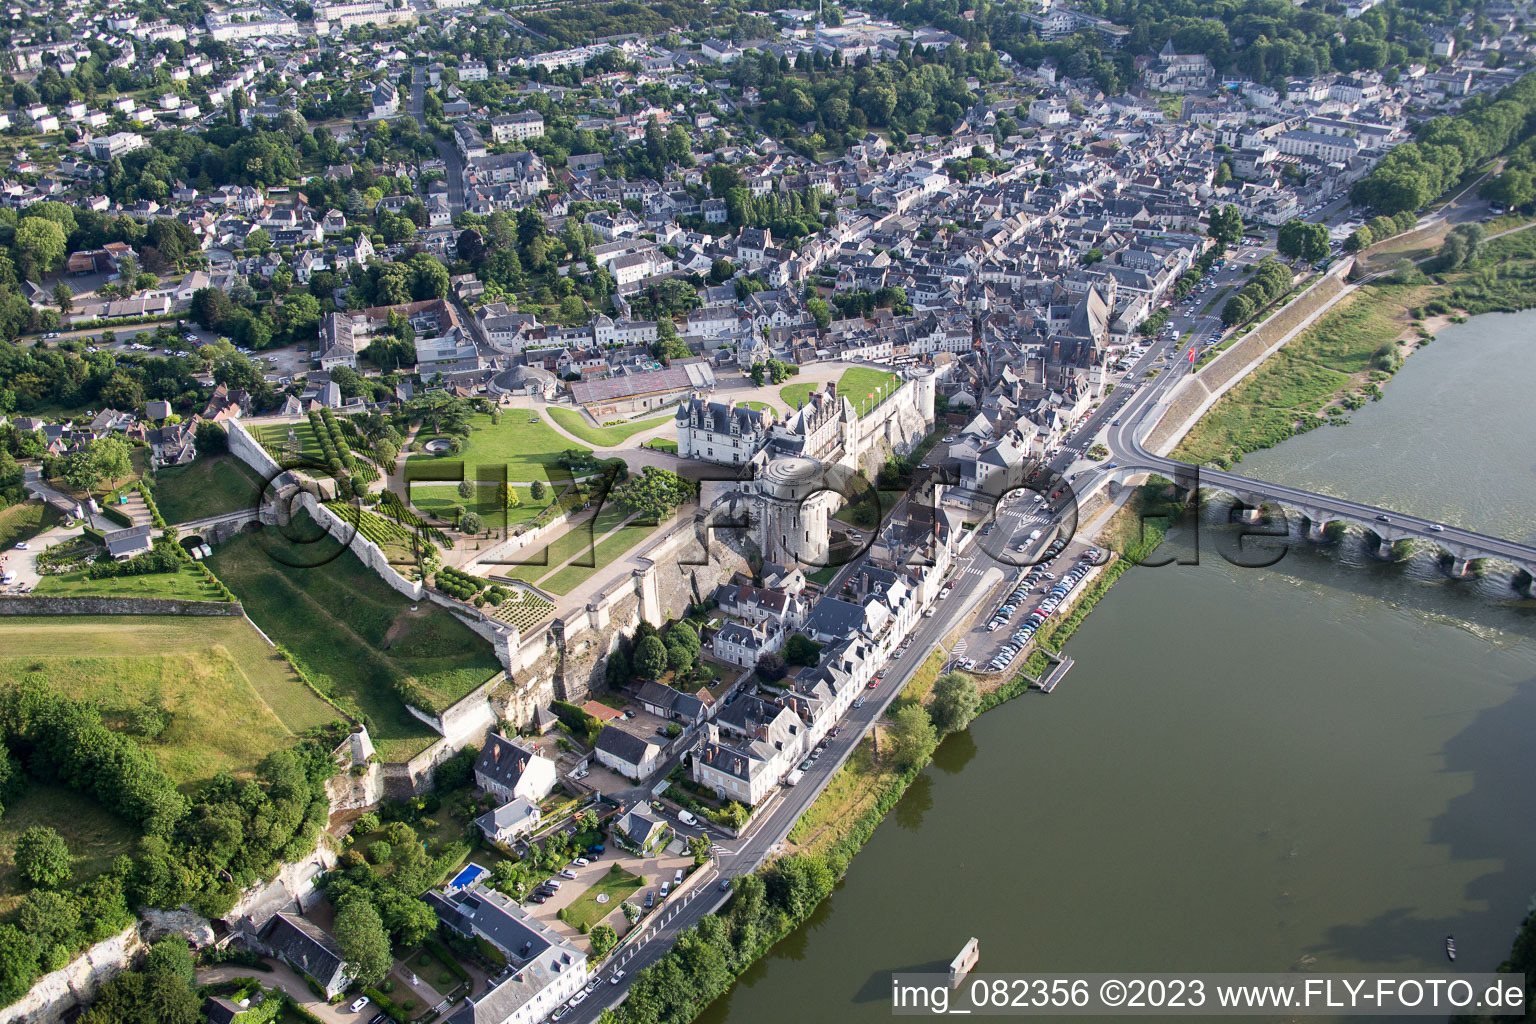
(1, 0), (1536, 1023)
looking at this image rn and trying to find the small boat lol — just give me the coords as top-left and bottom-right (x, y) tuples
(1446, 935), (1456, 962)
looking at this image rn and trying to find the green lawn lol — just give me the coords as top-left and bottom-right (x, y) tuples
(407, 411), (587, 487)
(559, 865), (644, 931)
(547, 408), (672, 447)
(0, 615), (337, 788)
(33, 562), (226, 601)
(536, 522), (658, 595)
(0, 501), (61, 550)
(205, 514), (503, 760)
(410, 483), (554, 532)
(782, 368), (902, 419)
(643, 439), (678, 453)
(253, 421), (324, 460)
(0, 783), (138, 915)
(151, 456), (266, 524)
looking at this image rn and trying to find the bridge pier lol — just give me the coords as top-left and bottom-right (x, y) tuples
(1447, 556), (1471, 578)
(1513, 568), (1535, 598)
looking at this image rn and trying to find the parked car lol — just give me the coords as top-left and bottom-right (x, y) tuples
(560, 869), (578, 880)
(659, 883), (670, 898)
(674, 869), (685, 885)
(350, 997), (370, 1013)
(572, 857), (589, 867)
(645, 891), (655, 909)
(611, 970), (627, 985)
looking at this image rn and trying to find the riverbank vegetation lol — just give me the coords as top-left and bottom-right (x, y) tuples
(1174, 221), (1536, 469)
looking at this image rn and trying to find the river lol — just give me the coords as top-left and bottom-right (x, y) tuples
(697, 311), (1536, 1023)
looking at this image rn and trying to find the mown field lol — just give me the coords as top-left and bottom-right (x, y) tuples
(408, 411), (587, 487)
(151, 455), (266, 524)
(547, 408), (672, 447)
(205, 516), (503, 760)
(0, 501), (61, 550)
(0, 615), (338, 788)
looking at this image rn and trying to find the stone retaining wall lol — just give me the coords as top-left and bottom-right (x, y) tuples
(0, 596), (243, 616)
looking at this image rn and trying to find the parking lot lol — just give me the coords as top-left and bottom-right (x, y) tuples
(948, 535), (1106, 676)
(521, 843), (698, 947)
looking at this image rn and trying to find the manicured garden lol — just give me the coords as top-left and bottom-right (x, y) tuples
(149, 455), (266, 524)
(33, 561), (226, 601)
(407, 411), (587, 486)
(410, 482), (554, 532)
(205, 516), (503, 760)
(547, 408), (672, 447)
(559, 865), (644, 932)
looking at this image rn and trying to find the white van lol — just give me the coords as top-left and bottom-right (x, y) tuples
(1028, 529), (1042, 541)
(677, 810), (697, 827)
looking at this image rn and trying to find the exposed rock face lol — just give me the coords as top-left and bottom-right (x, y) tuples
(0, 926), (141, 1024)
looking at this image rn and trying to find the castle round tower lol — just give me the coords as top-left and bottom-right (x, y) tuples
(907, 365), (937, 427)
(757, 456), (835, 568)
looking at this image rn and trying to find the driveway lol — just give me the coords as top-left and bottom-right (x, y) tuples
(197, 962), (368, 1024)
(524, 848), (696, 946)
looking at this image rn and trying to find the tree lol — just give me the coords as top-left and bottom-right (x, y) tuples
(14, 827), (71, 887)
(887, 705), (938, 772)
(611, 467), (694, 521)
(530, 480), (547, 501)
(783, 633), (822, 667)
(244, 228), (271, 254)
(633, 635), (668, 680)
(194, 421), (228, 458)
(457, 228), (485, 265)
(52, 282), (72, 313)
(589, 924), (617, 958)
(460, 511), (483, 533)
(1277, 219), (1328, 263)
(755, 652), (787, 682)
(457, 479), (476, 499)
(142, 938), (195, 990)
(1221, 293), (1256, 327)
(928, 672), (980, 734)
(333, 899), (392, 987)
(1207, 205), (1243, 247)
(15, 219), (67, 278)
(91, 437), (132, 486)
(688, 834), (711, 866)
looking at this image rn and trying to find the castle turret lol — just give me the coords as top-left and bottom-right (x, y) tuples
(908, 365), (937, 427)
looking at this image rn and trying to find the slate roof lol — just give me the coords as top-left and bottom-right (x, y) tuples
(594, 725), (661, 768)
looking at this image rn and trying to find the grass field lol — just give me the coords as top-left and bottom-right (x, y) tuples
(204, 517), (502, 760)
(408, 411), (587, 487)
(33, 562), (226, 600)
(151, 456), (266, 524)
(0, 615), (338, 788)
(253, 421), (324, 460)
(559, 865), (644, 931)
(1173, 283), (1424, 468)
(501, 504), (662, 595)
(782, 368), (901, 418)
(410, 483), (554, 532)
(0, 783), (137, 915)
(0, 501), (61, 550)
(547, 408), (672, 447)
